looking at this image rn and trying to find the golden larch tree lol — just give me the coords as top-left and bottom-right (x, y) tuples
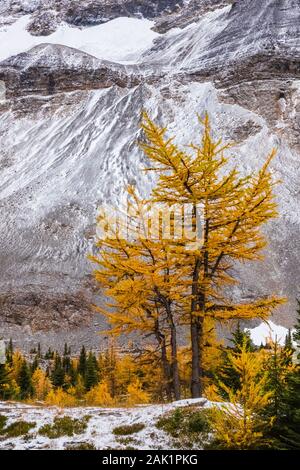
(140, 112), (284, 397)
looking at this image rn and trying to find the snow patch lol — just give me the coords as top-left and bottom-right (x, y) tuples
(0, 15), (159, 63)
(246, 320), (291, 346)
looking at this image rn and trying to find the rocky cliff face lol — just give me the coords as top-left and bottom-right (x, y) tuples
(0, 1), (185, 28)
(0, 0), (299, 351)
(0, 44), (140, 97)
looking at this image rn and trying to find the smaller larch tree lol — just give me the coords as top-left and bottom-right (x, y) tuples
(209, 342), (274, 449)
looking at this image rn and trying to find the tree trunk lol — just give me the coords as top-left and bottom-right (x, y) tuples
(191, 216), (209, 398)
(154, 289), (181, 400)
(164, 298), (181, 400)
(191, 318), (203, 397)
(160, 334), (173, 401)
(191, 256), (203, 398)
(153, 315), (172, 401)
(169, 318), (181, 401)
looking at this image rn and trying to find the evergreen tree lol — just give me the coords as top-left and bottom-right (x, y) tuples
(51, 353), (65, 388)
(284, 329), (294, 352)
(78, 346), (87, 377)
(104, 345), (117, 398)
(92, 353), (99, 373)
(269, 305), (300, 449)
(231, 323), (255, 352)
(37, 342), (41, 359)
(45, 347), (54, 360)
(293, 299), (300, 360)
(264, 340), (292, 419)
(62, 355), (71, 375)
(277, 368), (300, 449)
(84, 352), (99, 391)
(282, 330), (294, 368)
(68, 361), (77, 387)
(268, 366), (300, 450)
(62, 343), (71, 375)
(31, 355), (39, 374)
(63, 343), (71, 356)
(0, 364), (11, 399)
(0, 362), (19, 400)
(275, 299), (300, 450)
(217, 324), (255, 398)
(17, 360), (33, 399)
(6, 339), (13, 365)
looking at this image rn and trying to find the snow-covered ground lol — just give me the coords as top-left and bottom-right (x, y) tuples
(0, 398), (209, 450)
(0, 15), (159, 63)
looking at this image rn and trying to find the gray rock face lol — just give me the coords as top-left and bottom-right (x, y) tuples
(27, 10), (60, 36)
(154, 0), (232, 32)
(0, 44), (140, 97)
(0, 1), (231, 33)
(62, 0), (185, 26)
(0, 0), (299, 350)
(146, 0), (300, 79)
(0, 0), (186, 28)
(204, 0), (300, 83)
(0, 291), (94, 331)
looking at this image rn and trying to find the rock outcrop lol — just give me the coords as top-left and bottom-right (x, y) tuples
(0, 291), (94, 331)
(0, 44), (140, 97)
(0, 0), (232, 33)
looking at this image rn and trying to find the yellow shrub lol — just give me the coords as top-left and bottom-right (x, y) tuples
(126, 379), (149, 406)
(10, 351), (24, 382)
(85, 381), (115, 406)
(45, 388), (77, 407)
(32, 368), (52, 400)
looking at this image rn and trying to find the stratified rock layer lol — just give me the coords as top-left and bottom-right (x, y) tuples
(0, 44), (139, 97)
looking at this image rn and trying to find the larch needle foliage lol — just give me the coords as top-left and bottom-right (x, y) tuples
(91, 111), (284, 399)
(209, 343), (274, 449)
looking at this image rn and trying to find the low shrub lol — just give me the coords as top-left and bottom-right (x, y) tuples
(0, 415), (8, 433)
(156, 407), (211, 448)
(2, 420), (36, 437)
(39, 416), (89, 439)
(64, 441), (96, 450)
(113, 423), (145, 436)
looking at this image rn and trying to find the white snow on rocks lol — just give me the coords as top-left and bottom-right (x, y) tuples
(246, 320), (292, 346)
(0, 15), (159, 64)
